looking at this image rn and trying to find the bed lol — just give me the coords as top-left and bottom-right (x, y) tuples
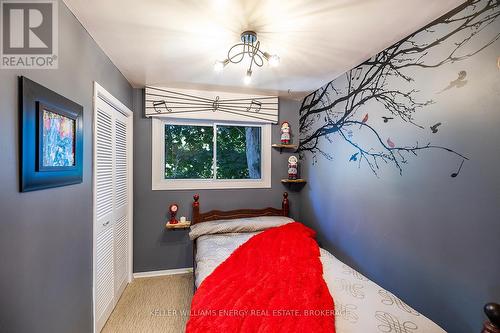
(188, 192), (447, 333)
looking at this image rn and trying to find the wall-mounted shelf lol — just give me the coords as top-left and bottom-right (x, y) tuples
(165, 221), (191, 229)
(272, 143), (297, 153)
(281, 179), (307, 184)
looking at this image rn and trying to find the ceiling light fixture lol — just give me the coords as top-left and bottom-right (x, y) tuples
(214, 31), (280, 84)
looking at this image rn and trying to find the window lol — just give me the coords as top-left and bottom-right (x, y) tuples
(164, 124), (214, 179)
(152, 118), (271, 190)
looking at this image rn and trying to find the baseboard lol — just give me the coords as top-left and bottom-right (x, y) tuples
(133, 267), (193, 279)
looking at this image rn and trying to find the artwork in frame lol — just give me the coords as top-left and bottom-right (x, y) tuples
(39, 103), (76, 169)
(19, 77), (83, 192)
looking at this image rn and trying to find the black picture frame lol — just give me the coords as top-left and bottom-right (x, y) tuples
(19, 76), (84, 192)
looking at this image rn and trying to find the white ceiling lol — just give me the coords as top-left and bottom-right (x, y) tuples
(64, 0), (463, 96)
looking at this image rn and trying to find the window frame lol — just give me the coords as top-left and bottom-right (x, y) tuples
(152, 117), (271, 190)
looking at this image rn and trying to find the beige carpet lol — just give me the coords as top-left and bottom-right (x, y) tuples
(102, 273), (194, 333)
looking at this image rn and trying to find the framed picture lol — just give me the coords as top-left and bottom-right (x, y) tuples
(19, 76), (83, 192)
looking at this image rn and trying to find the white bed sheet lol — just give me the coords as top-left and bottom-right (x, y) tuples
(195, 232), (446, 333)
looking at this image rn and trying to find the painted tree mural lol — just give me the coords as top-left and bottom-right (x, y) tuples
(299, 0), (500, 176)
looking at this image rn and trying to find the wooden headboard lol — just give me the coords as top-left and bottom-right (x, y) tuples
(192, 192), (289, 224)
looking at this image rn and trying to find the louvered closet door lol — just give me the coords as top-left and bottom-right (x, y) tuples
(94, 97), (131, 333)
(95, 101), (115, 332)
(113, 112), (129, 300)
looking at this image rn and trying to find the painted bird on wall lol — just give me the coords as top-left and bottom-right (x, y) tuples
(438, 70), (468, 93)
(387, 138), (396, 148)
(359, 113), (369, 129)
(430, 122), (442, 133)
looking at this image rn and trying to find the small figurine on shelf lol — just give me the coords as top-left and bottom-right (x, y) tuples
(168, 203), (179, 225)
(288, 156), (298, 180)
(280, 121), (291, 144)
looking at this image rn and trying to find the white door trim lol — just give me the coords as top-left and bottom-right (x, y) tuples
(92, 82), (133, 333)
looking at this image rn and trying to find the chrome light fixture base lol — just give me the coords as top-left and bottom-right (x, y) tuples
(240, 31), (257, 44)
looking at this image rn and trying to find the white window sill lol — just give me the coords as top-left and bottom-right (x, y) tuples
(152, 178), (271, 191)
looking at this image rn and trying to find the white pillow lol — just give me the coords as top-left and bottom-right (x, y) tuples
(189, 216), (294, 240)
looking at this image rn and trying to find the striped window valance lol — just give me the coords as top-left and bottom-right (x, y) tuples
(145, 86), (279, 124)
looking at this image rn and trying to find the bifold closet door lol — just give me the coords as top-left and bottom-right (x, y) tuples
(94, 97), (130, 332)
(95, 101), (115, 332)
(113, 112), (129, 299)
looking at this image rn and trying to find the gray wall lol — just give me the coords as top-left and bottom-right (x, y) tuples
(0, 1), (133, 332)
(298, 1), (500, 332)
(133, 88), (301, 272)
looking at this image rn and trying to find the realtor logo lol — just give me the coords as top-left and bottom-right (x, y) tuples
(1, 0), (58, 68)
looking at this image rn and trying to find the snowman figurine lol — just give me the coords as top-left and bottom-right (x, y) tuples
(288, 156), (298, 180)
(280, 121), (291, 144)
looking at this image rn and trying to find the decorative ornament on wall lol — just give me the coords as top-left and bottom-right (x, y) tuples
(281, 121), (291, 144)
(298, 0), (499, 177)
(145, 86), (278, 123)
(288, 156), (299, 180)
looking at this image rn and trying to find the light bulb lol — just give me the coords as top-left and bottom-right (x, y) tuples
(214, 60), (225, 72)
(268, 54), (280, 67)
(212, 0), (228, 9)
(244, 69), (252, 85)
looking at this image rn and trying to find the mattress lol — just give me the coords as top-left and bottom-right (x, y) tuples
(195, 232), (446, 333)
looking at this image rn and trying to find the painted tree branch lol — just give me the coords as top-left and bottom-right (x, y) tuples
(341, 121), (469, 176)
(299, 0), (498, 175)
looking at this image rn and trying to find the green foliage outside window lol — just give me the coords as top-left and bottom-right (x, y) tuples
(165, 125), (213, 179)
(217, 126), (261, 179)
(164, 124), (261, 180)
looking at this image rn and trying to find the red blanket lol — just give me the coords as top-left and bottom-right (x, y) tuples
(186, 222), (335, 333)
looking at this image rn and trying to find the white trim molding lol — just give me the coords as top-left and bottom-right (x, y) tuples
(152, 118), (272, 190)
(94, 82), (133, 117)
(133, 267), (194, 279)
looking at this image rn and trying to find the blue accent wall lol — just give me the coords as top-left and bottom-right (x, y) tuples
(0, 1), (133, 332)
(298, 1), (500, 332)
